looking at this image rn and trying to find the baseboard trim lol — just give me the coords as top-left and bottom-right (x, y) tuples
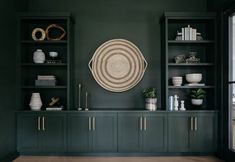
(19, 152), (217, 156)
(0, 152), (19, 162)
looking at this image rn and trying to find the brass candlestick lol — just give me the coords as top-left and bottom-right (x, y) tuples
(77, 83), (82, 111)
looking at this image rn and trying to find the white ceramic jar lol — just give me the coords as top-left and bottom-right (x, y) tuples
(33, 49), (45, 63)
(29, 93), (42, 111)
(172, 76), (183, 86)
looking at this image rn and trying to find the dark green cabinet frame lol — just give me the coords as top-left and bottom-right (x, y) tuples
(168, 111), (217, 153)
(118, 112), (167, 153)
(67, 112), (117, 153)
(16, 111), (217, 155)
(17, 112), (67, 154)
(161, 12), (217, 111)
(17, 13), (74, 111)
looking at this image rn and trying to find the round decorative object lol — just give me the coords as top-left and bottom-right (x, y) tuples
(88, 39), (148, 92)
(45, 24), (66, 41)
(33, 49), (45, 63)
(32, 28), (46, 41)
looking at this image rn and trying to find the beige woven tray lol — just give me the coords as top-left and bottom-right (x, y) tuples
(89, 39), (147, 92)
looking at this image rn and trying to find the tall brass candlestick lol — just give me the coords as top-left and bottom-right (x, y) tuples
(85, 92), (89, 111)
(77, 83), (82, 111)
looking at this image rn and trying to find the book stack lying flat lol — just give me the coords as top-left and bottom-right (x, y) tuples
(46, 107), (63, 111)
(35, 75), (57, 86)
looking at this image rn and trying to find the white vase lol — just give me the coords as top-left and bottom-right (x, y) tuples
(145, 98), (157, 111)
(29, 93), (42, 111)
(33, 49), (45, 63)
(191, 99), (203, 106)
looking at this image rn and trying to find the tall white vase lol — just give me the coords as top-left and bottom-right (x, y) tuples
(29, 93), (42, 111)
(33, 49), (45, 63)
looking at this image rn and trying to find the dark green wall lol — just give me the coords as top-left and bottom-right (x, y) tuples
(207, 0), (234, 10)
(27, 0), (207, 110)
(0, 0), (27, 160)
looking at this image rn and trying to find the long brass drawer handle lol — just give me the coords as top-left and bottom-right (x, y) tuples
(144, 117), (147, 131)
(190, 117), (194, 131)
(89, 117), (91, 131)
(37, 116), (40, 131)
(42, 116), (45, 131)
(92, 117), (96, 131)
(140, 117), (143, 131)
(194, 117), (198, 131)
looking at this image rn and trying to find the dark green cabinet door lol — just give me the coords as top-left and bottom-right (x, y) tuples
(118, 112), (142, 152)
(41, 114), (66, 153)
(190, 113), (217, 152)
(92, 113), (117, 152)
(68, 113), (91, 152)
(142, 113), (167, 152)
(17, 113), (41, 153)
(168, 113), (190, 152)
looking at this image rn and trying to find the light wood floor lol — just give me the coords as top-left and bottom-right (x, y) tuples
(13, 156), (223, 162)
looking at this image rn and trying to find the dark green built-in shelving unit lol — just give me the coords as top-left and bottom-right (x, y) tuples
(17, 13), (74, 111)
(161, 12), (217, 111)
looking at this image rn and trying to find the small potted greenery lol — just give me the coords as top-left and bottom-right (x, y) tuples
(142, 87), (157, 111)
(190, 88), (206, 106)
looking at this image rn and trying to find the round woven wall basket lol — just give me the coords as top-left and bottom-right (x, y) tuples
(88, 39), (148, 92)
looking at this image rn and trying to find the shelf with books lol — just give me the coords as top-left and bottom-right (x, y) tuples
(21, 63), (67, 67)
(168, 63), (214, 66)
(21, 40), (67, 44)
(162, 12), (217, 111)
(168, 40), (214, 44)
(22, 86), (67, 89)
(18, 13), (74, 111)
(168, 85), (214, 89)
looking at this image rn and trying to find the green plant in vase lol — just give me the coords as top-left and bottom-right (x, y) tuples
(142, 87), (157, 111)
(190, 88), (206, 106)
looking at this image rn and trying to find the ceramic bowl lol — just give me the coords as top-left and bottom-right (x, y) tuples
(186, 73), (202, 83)
(172, 76), (183, 86)
(49, 51), (58, 58)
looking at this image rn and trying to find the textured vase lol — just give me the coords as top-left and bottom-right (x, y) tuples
(33, 49), (45, 63)
(145, 98), (157, 111)
(29, 93), (42, 111)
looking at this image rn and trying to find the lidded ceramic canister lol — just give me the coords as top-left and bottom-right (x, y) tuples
(33, 49), (45, 63)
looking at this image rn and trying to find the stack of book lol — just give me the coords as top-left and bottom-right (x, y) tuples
(46, 107), (63, 111)
(181, 25), (198, 41)
(35, 75), (57, 86)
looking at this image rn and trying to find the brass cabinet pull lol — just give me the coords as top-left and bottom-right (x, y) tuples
(92, 117), (95, 131)
(42, 116), (45, 131)
(140, 117), (143, 131)
(88, 117), (91, 131)
(144, 117), (147, 131)
(37, 116), (41, 131)
(190, 117), (194, 131)
(194, 117), (198, 131)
